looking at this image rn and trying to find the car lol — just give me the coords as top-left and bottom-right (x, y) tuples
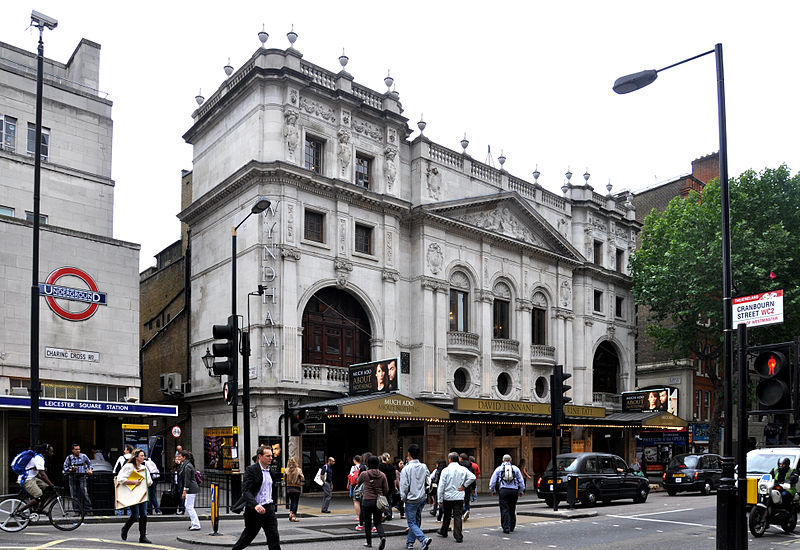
(746, 447), (800, 480)
(535, 452), (650, 507)
(662, 453), (722, 496)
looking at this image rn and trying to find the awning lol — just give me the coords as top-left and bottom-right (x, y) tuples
(604, 410), (688, 428)
(0, 395), (178, 417)
(303, 393), (450, 420)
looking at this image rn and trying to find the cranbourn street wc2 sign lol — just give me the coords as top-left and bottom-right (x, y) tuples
(38, 266), (107, 321)
(732, 290), (783, 328)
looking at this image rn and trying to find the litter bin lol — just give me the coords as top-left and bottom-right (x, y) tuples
(88, 472), (116, 515)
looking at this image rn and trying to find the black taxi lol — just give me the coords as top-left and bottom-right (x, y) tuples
(662, 453), (722, 496)
(536, 452), (650, 507)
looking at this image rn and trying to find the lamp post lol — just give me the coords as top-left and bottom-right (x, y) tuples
(231, 198), (270, 468)
(28, 10), (57, 449)
(614, 44), (739, 550)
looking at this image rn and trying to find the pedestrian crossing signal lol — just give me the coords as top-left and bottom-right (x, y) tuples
(754, 348), (790, 410)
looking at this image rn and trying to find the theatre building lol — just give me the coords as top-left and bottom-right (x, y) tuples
(0, 38), (173, 492)
(181, 37), (661, 487)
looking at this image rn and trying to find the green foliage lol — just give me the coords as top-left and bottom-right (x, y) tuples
(631, 165), (800, 357)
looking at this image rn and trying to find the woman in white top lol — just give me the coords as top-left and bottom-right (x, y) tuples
(117, 449), (152, 544)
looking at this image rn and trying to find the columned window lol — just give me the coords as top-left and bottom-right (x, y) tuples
(492, 281), (512, 339)
(449, 271), (470, 332)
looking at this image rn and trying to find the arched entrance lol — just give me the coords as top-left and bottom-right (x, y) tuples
(301, 287), (372, 367)
(592, 341), (620, 394)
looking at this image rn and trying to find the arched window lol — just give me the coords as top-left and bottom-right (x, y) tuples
(493, 281), (511, 339)
(531, 291), (547, 345)
(593, 341), (620, 394)
(302, 287), (372, 367)
(449, 271), (470, 332)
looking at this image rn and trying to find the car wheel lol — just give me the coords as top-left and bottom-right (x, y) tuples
(666, 489), (677, 496)
(633, 485), (649, 503)
(583, 489), (599, 507)
(749, 507), (767, 537)
(701, 481), (712, 496)
(544, 496), (553, 508)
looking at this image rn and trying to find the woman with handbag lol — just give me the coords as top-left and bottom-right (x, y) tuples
(355, 455), (389, 549)
(177, 451), (201, 530)
(285, 457), (304, 522)
(116, 448), (153, 544)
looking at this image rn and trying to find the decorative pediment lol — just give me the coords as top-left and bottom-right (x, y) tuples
(451, 207), (543, 247)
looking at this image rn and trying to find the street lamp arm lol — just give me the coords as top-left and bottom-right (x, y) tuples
(656, 48), (715, 73)
(612, 48), (715, 95)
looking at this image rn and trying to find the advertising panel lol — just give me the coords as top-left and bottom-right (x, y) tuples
(348, 357), (399, 395)
(622, 388), (678, 415)
(203, 426), (239, 472)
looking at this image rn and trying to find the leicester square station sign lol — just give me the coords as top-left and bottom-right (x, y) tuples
(38, 266), (107, 321)
(732, 289), (783, 328)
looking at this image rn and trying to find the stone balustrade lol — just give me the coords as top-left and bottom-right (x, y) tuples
(530, 344), (556, 364)
(302, 363), (349, 389)
(491, 338), (520, 361)
(447, 331), (480, 357)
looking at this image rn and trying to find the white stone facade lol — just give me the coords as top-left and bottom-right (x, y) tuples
(180, 46), (640, 454)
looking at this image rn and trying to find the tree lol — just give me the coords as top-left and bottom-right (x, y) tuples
(630, 165), (800, 452)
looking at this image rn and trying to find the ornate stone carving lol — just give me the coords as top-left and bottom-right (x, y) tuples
(286, 203), (295, 243)
(426, 164), (441, 199)
(384, 147), (398, 190)
(478, 289), (494, 303)
(382, 269), (400, 282)
(352, 118), (383, 142)
(532, 291), (547, 308)
(385, 231), (393, 265)
(559, 280), (572, 308)
(516, 298), (533, 312)
(337, 128), (352, 177)
(283, 110), (299, 159)
(607, 325), (616, 338)
(342, 110), (351, 126)
(493, 281), (511, 299)
(338, 218), (347, 255)
(453, 208), (540, 245)
(388, 128), (397, 145)
(300, 97), (336, 123)
(449, 271), (470, 290)
(289, 89), (298, 105)
(334, 257), (353, 288)
(421, 276), (448, 292)
(590, 215), (607, 232)
(426, 243), (444, 275)
(280, 246), (301, 261)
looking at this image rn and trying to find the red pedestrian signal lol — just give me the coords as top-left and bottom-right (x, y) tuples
(754, 348), (790, 410)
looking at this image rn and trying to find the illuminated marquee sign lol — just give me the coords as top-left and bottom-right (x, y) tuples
(39, 266), (107, 321)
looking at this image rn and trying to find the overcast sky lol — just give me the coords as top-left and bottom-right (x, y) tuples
(3, 1), (799, 270)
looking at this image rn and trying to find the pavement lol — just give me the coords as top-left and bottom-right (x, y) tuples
(81, 492), (598, 546)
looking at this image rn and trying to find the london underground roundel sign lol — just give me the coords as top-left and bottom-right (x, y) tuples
(38, 267), (107, 321)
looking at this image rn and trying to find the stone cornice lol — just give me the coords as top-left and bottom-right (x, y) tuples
(419, 276), (448, 292)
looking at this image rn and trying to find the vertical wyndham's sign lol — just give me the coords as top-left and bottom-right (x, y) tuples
(38, 267), (107, 321)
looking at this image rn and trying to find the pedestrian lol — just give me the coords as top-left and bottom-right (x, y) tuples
(320, 456), (335, 513)
(428, 459), (446, 520)
(144, 454), (162, 515)
(175, 445), (183, 458)
(436, 452), (475, 543)
(285, 457), (304, 522)
(399, 444), (432, 550)
(113, 445), (134, 516)
(230, 445), (282, 550)
(356, 455), (388, 549)
(379, 453), (397, 520)
(349, 455), (364, 523)
(468, 456), (480, 503)
(489, 454), (525, 534)
(62, 443), (93, 515)
(177, 450), (201, 530)
(394, 458), (405, 519)
(91, 446), (105, 461)
(518, 458), (533, 490)
(458, 453), (476, 520)
(172, 453), (185, 514)
(117, 448), (153, 544)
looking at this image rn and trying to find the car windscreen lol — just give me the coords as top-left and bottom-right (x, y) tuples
(668, 455), (698, 470)
(544, 456), (580, 473)
(747, 452), (800, 475)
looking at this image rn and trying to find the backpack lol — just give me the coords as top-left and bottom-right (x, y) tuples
(11, 450), (37, 476)
(502, 464), (514, 483)
(348, 468), (359, 488)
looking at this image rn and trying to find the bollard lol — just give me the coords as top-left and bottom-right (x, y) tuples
(716, 456), (736, 550)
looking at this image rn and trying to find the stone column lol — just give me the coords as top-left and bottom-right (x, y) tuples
(478, 289), (494, 397)
(517, 299), (533, 400)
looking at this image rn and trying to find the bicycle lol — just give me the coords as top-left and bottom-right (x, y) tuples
(0, 485), (84, 532)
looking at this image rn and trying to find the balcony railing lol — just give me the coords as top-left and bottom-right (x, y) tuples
(302, 364), (349, 390)
(530, 345), (556, 364)
(447, 331), (480, 357)
(593, 391), (622, 411)
(491, 338), (520, 362)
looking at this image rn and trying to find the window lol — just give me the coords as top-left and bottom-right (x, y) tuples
(696, 390), (701, 416)
(27, 123), (50, 161)
(593, 290), (603, 313)
(0, 205), (13, 217)
(354, 224), (372, 254)
(304, 210), (324, 242)
(453, 368), (470, 392)
(496, 372), (511, 396)
(25, 211), (48, 224)
(704, 391), (710, 419)
(304, 135), (323, 173)
(615, 297), (624, 318)
(593, 240), (603, 266)
(493, 299), (510, 339)
(1, 115), (16, 152)
(616, 248), (625, 272)
(449, 289), (469, 332)
(355, 154), (371, 188)
(532, 307), (546, 345)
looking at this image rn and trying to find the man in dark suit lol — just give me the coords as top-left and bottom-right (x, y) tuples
(231, 446), (281, 550)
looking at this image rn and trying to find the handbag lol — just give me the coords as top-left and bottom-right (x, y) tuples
(314, 468), (324, 486)
(376, 494), (390, 513)
(353, 482), (364, 500)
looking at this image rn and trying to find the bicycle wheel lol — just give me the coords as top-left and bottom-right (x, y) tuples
(0, 498), (31, 532)
(48, 496), (84, 531)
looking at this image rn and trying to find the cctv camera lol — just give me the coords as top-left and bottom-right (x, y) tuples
(31, 10), (58, 30)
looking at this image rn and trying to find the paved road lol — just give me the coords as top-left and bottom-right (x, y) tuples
(1, 492), (798, 549)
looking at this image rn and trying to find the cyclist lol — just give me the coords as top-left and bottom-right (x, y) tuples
(15, 443), (55, 515)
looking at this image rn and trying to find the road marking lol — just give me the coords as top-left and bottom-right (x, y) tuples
(607, 515), (712, 528)
(624, 508), (695, 518)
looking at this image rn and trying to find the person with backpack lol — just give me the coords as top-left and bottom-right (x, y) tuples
(177, 450), (201, 530)
(12, 443), (54, 515)
(457, 453), (475, 520)
(144, 454), (162, 515)
(427, 459), (446, 520)
(488, 454), (525, 534)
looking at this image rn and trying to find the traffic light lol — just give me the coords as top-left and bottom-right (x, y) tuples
(550, 364), (572, 425)
(211, 315), (239, 377)
(289, 408), (307, 436)
(754, 346), (791, 411)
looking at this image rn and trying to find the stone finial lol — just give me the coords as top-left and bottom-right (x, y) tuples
(195, 89), (205, 106)
(287, 24), (298, 48)
(258, 24), (269, 47)
(224, 58), (234, 77)
(460, 133), (469, 153)
(417, 114), (426, 135)
(339, 49), (349, 69)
